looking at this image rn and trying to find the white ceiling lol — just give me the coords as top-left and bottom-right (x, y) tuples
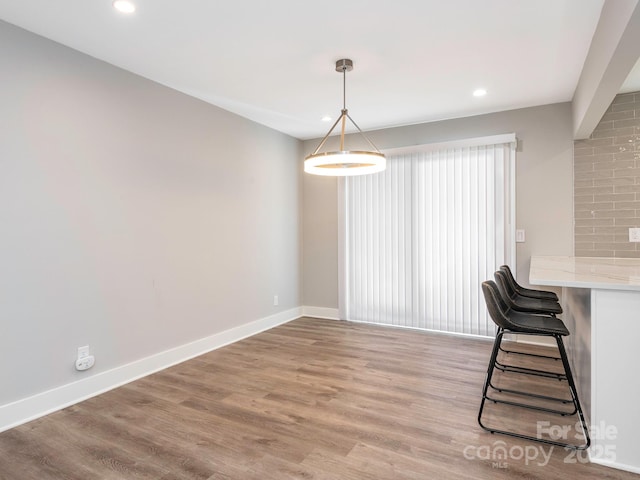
(621, 56), (640, 93)
(2, 0), (636, 140)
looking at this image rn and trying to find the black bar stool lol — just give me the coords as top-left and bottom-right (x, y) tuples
(478, 280), (590, 450)
(494, 269), (564, 365)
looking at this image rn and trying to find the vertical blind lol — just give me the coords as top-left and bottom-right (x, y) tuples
(341, 135), (515, 337)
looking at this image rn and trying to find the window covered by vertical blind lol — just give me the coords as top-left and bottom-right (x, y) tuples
(341, 135), (515, 337)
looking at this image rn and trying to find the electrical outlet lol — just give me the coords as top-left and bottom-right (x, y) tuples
(273, 295), (279, 306)
(75, 356), (95, 371)
(75, 345), (95, 371)
(629, 228), (640, 242)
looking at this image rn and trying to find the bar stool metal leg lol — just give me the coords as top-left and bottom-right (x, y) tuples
(478, 328), (505, 431)
(478, 330), (591, 450)
(555, 334), (591, 449)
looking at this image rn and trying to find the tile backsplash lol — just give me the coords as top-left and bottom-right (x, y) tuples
(574, 91), (640, 257)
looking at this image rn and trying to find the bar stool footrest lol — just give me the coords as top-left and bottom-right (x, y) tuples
(487, 382), (574, 405)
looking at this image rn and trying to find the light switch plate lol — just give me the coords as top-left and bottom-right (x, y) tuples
(77, 346), (90, 359)
(629, 228), (640, 242)
(516, 229), (525, 243)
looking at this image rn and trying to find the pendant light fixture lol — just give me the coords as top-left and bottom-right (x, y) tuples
(304, 59), (386, 176)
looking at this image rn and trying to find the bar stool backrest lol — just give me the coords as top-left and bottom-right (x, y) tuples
(481, 280), (514, 331)
(494, 270), (517, 304)
(499, 265), (521, 293)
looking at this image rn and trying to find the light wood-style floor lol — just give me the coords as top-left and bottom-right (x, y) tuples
(0, 317), (637, 479)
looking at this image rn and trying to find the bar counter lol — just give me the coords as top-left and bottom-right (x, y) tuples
(530, 256), (640, 474)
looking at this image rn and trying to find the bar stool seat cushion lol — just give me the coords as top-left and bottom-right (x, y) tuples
(509, 311), (569, 336)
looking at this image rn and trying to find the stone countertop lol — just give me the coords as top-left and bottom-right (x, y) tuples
(529, 256), (640, 291)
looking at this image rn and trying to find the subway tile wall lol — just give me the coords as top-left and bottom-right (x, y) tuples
(574, 91), (640, 257)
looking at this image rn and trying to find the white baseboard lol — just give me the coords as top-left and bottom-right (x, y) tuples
(0, 307), (302, 433)
(302, 306), (340, 320)
(589, 457), (640, 475)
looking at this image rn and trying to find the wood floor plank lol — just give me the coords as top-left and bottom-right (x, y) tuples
(0, 317), (637, 479)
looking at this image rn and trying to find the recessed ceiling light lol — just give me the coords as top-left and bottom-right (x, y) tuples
(473, 88), (487, 97)
(321, 115), (332, 122)
(113, 0), (136, 13)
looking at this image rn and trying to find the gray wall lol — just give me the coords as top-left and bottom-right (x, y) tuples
(303, 103), (575, 308)
(574, 91), (640, 257)
(0, 21), (302, 405)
